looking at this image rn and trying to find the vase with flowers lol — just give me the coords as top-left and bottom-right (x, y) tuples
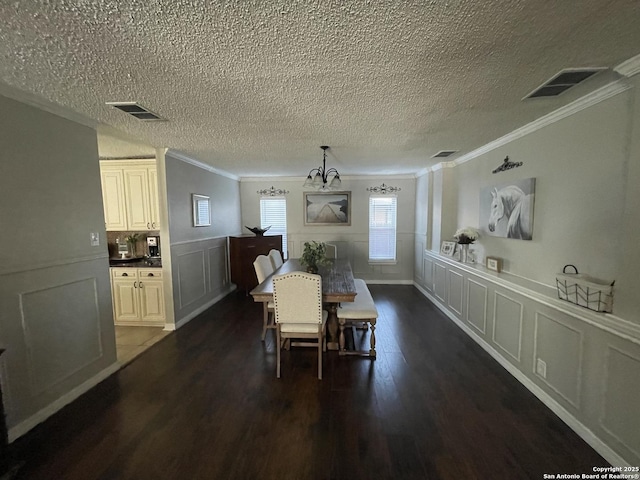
(300, 241), (329, 274)
(453, 227), (479, 263)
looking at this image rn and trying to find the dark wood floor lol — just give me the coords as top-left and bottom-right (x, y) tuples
(10, 286), (606, 480)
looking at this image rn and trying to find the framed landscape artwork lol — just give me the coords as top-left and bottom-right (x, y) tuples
(304, 192), (351, 226)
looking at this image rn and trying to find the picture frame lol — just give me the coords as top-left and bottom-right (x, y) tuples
(440, 241), (456, 257)
(192, 194), (211, 227)
(479, 177), (535, 241)
(486, 256), (502, 273)
(304, 192), (351, 226)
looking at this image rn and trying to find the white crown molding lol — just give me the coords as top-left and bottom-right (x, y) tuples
(0, 81), (97, 129)
(615, 53), (640, 77)
(454, 80), (632, 167)
(240, 174), (416, 182)
(430, 161), (456, 172)
(166, 149), (240, 181)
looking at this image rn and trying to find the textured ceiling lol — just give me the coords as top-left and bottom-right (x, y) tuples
(1, 0), (640, 177)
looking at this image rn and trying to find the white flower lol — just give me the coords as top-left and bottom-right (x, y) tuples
(454, 227), (479, 244)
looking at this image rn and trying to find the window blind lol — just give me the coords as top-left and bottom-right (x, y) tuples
(260, 197), (288, 258)
(368, 195), (397, 262)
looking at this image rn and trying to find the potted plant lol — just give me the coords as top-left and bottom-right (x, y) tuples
(300, 241), (329, 273)
(453, 227), (479, 263)
(125, 233), (141, 257)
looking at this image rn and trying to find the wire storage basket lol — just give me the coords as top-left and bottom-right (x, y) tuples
(556, 265), (614, 313)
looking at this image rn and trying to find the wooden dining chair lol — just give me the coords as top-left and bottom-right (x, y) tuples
(253, 255), (275, 341)
(273, 271), (328, 379)
(268, 249), (284, 270)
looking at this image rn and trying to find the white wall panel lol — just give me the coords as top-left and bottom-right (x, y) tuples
(171, 237), (233, 325)
(20, 278), (102, 395)
(601, 347), (640, 459)
(447, 269), (464, 316)
(208, 244), (228, 293)
(466, 278), (487, 334)
(434, 263), (447, 303)
(423, 257), (434, 293)
(351, 240), (372, 276)
(414, 238), (425, 282)
(492, 292), (523, 362)
(534, 312), (583, 408)
(177, 250), (207, 308)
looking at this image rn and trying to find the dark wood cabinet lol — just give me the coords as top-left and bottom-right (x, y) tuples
(229, 235), (282, 293)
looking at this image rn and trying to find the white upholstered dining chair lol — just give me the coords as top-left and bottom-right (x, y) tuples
(268, 249), (284, 270)
(253, 255), (275, 341)
(272, 271), (328, 379)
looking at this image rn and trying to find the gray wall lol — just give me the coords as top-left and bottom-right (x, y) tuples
(164, 154), (241, 326)
(0, 94), (117, 439)
(415, 74), (640, 466)
(240, 176), (416, 283)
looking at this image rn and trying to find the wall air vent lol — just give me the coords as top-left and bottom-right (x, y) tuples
(523, 68), (605, 99)
(432, 150), (458, 158)
(106, 102), (165, 121)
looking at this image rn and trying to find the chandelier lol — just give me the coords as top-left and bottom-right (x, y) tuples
(303, 146), (342, 190)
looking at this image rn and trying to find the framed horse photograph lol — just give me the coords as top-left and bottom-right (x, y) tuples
(479, 177), (536, 240)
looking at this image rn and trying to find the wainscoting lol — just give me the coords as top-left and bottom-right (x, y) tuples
(414, 249), (640, 467)
(286, 232), (415, 283)
(170, 236), (234, 328)
(0, 256), (118, 441)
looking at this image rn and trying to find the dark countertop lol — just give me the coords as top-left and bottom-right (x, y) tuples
(109, 258), (162, 268)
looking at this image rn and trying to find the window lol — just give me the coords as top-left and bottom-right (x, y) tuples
(260, 197), (287, 258)
(369, 196), (397, 263)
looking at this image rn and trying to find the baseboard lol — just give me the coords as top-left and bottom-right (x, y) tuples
(171, 285), (236, 331)
(413, 282), (630, 468)
(7, 362), (121, 442)
(364, 279), (414, 285)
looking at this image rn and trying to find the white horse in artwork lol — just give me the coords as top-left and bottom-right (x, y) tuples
(488, 186), (533, 240)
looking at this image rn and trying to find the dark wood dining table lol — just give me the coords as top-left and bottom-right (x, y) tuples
(250, 258), (357, 350)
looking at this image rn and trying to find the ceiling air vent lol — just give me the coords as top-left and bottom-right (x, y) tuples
(432, 150), (458, 158)
(523, 68), (605, 99)
(106, 102), (164, 121)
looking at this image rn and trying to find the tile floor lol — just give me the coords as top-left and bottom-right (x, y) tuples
(114, 326), (170, 365)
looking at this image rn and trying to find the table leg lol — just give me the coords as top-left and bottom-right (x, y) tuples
(326, 302), (339, 351)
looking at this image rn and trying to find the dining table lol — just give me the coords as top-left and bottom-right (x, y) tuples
(250, 258), (357, 351)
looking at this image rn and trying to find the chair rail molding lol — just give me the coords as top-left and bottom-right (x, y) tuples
(414, 249), (640, 467)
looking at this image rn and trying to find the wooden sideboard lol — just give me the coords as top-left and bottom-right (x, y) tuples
(229, 235), (282, 293)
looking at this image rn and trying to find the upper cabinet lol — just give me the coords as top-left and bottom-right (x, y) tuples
(100, 160), (161, 231)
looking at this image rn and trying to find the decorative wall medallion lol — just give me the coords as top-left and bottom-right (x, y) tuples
(366, 183), (401, 194)
(257, 186), (290, 196)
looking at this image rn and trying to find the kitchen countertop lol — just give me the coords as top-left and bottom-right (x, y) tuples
(109, 258), (162, 268)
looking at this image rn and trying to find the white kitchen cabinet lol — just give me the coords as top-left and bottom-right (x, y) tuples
(148, 167), (161, 229)
(100, 160), (160, 231)
(100, 168), (127, 230)
(111, 268), (165, 326)
(138, 269), (165, 322)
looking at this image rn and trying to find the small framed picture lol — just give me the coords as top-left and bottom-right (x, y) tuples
(486, 256), (502, 273)
(192, 194), (211, 227)
(440, 241), (456, 257)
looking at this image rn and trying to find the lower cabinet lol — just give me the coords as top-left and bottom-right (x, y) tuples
(111, 268), (165, 326)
